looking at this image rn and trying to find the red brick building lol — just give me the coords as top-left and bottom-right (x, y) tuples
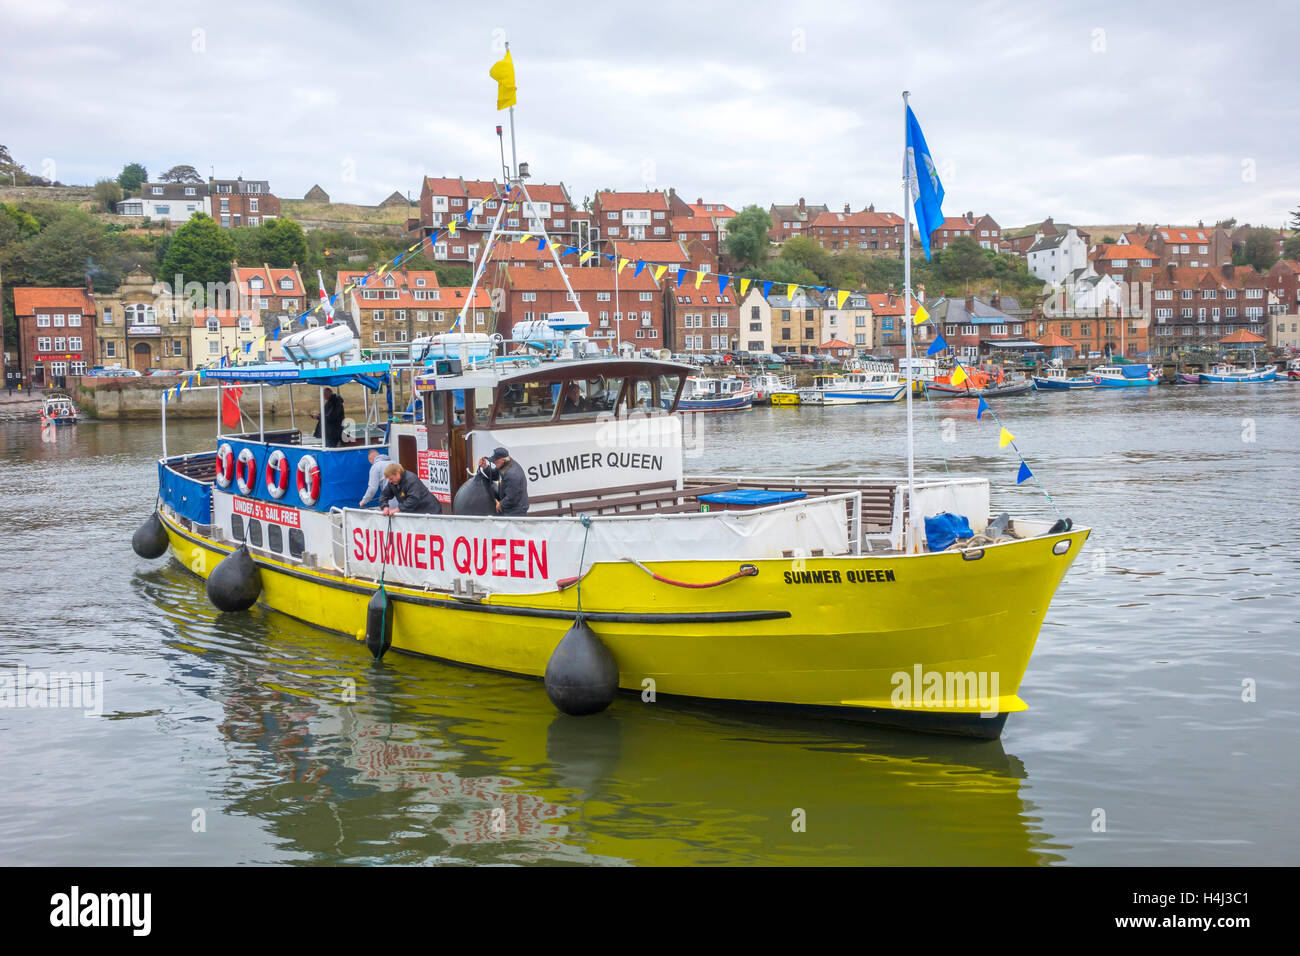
(14, 285), (97, 386)
(668, 284), (740, 353)
(209, 177), (280, 229)
(768, 198), (828, 243)
(502, 265), (665, 348)
(1090, 242), (1158, 280)
(1146, 227), (1215, 268)
(1132, 262), (1269, 355)
(808, 205), (905, 255)
(929, 213), (1002, 252)
(670, 216), (722, 274)
(593, 190), (686, 245)
(1267, 258), (1300, 314)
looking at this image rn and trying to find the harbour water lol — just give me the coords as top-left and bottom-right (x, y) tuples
(1, 386), (1297, 865)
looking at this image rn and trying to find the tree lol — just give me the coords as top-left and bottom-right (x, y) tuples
(1101, 235), (1117, 244)
(776, 234), (834, 284)
(0, 145), (28, 185)
(725, 205), (772, 271)
(259, 217), (309, 269)
(1283, 233), (1300, 261)
(93, 179), (123, 211)
(1241, 227), (1279, 272)
(159, 164), (203, 183)
(117, 163), (148, 195)
(935, 235), (992, 283)
(159, 213), (236, 287)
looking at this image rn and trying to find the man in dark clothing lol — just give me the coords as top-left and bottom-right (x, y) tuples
(312, 388), (345, 447)
(477, 446), (530, 516)
(379, 463), (442, 515)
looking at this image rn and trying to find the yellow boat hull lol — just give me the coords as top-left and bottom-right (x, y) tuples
(160, 511), (1088, 737)
(769, 392), (801, 406)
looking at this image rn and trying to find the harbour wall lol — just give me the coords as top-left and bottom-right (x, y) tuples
(67, 376), (382, 421)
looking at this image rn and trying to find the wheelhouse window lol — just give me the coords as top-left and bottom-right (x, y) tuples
(493, 379), (559, 424)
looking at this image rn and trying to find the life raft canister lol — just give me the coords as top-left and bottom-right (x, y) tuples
(297, 454), (321, 507)
(215, 443), (235, 489)
(265, 449), (289, 499)
(235, 447), (258, 496)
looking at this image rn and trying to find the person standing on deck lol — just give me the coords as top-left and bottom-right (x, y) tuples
(311, 388), (345, 447)
(477, 446), (530, 516)
(359, 448), (391, 507)
(379, 463), (442, 515)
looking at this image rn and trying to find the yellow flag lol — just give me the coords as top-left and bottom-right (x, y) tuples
(342, 283), (354, 295)
(653, 265), (667, 281)
(913, 303), (929, 325)
(786, 283), (797, 301)
(520, 233), (533, 244)
(579, 251), (594, 263)
(952, 365), (968, 386)
(999, 428), (1014, 448)
(376, 263), (389, 276)
(448, 219), (457, 237)
(694, 270), (704, 289)
(836, 289), (850, 309)
(618, 257), (629, 274)
(740, 278), (751, 296)
(407, 241), (422, 253)
(489, 50), (517, 110)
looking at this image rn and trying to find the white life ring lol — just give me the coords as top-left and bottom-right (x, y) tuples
(265, 449), (289, 499)
(297, 454), (321, 507)
(215, 443), (234, 489)
(235, 447), (257, 496)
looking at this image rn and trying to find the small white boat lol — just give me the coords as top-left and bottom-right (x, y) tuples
(798, 365), (905, 405)
(280, 323), (356, 364)
(41, 393), (80, 424)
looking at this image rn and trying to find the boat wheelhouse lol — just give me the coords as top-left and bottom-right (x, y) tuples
(749, 372), (795, 405)
(1032, 360), (1095, 391)
(40, 392), (80, 424)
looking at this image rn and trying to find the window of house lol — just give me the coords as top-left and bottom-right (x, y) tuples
(37, 336), (51, 350)
(373, 330), (385, 343)
(36, 314), (50, 327)
(105, 341), (116, 357)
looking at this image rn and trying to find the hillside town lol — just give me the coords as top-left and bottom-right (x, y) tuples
(2, 154), (1297, 389)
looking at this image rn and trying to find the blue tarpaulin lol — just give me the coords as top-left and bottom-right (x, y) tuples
(159, 457), (213, 524)
(699, 489), (808, 506)
(924, 512), (973, 552)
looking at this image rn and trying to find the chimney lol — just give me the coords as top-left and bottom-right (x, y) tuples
(916, 282), (925, 303)
(991, 293), (1001, 310)
(696, 197), (702, 205)
(843, 203), (851, 214)
(868, 203), (875, 213)
(964, 294), (975, 314)
(1166, 263), (1177, 281)
(798, 198), (806, 213)
(1222, 263), (1234, 280)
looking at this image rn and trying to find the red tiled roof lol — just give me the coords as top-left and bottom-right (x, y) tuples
(424, 177), (465, 197)
(810, 210), (904, 229)
(671, 286), (737, 306)
(1154, 227), (1210, 243)
(12, 287), (94, 315)
(1093, 243), (1157, 260)
(606, 240), (690, 264)
(689, 202), (737, 218)
(462, 179), (500, 200)
(435, 286), (492, 308)
(1035, 332), (1075, 347)
(671, 217), (715, 233)
(819, 338), (853, 349)
(596, 190), (670, 212)
(194, 308), (258, 328)
(865, 293), (905, 316)
(935, 216), (976, 232)
(339, 268), (445, 308)
(233, 265), (304, 296)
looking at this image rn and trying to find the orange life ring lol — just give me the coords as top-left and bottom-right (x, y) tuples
(215, 443), (234, 488)
(265, 449), (289, 499)
(235, 447), (257, 496)
(296, 454), (321, 507)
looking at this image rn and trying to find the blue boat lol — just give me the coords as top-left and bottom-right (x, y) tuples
(673, 375), (754, 411)
(1089, 363), (1159, 388)
(1032, 362), (1095, 391)
(1197, 362), (1277, 384)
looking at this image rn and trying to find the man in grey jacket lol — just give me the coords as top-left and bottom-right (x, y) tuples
(477, 446), (530, 516)
(359, 448), (391, 507)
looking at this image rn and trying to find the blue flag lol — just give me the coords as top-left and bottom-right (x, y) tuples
(904, 104), (945, 260)
(634, 261), (645, 277)
(762, 280), (773, 299)
(925, 334), (946, 356)
(1016, 461), (1033, 484)
(676, 268), (686, 288)
(976, 396), (989, 420)
(717, 275), (730, 295)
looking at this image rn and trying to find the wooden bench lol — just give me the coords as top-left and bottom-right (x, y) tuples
(527, 479), (681, 517)
(689, 476), (898, 536)
(564, 482), (740, 516)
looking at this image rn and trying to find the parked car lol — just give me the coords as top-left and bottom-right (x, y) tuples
(88, 366), (142, 377)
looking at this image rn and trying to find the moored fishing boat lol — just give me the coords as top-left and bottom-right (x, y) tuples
(749, 372), (795, 405)
(1197, 362), (1277, 384)
(1174, 371), (1202, 385)
(798, 364), (905, 405)
(1089, 363), (1160, 388)
(896, 356), (938, 394)
(1286, 358), (1300, 381)
(673, 375), (754, 411)
(1032, 361), (1095, 391)
(925, 366), (1036, 397)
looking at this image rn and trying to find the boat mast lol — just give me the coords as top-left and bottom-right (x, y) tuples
(902, 91), (917, 553)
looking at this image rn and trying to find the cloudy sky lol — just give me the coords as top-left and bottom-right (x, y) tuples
(2, 0), (1294, 229)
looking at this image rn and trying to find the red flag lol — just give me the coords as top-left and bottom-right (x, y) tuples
(221, 385), (243, 428)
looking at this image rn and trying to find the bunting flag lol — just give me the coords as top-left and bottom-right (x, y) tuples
(617, 257), (629, 274)
(579, 251), (595, 263)
(562, 245), (578, 257)
(537, 237), (547, 250)
(448, 219), (457, 237)
(676, 268), (686, 288)
(694, 270), (704, 289)
(653, 265), (667, 282)
(407, 240), (422, 253)
(604, 253), (615, 261)
(717, 274), (730, 295)
(926, 335), (946, 356)
(634, 261), (646, 277)
(520, 233), (532, 244)
(786, 283), (797, 301)
(837, 289), (851, 309)
(951, 365), (968, 386)
(762, 280), (773, 299)
(1016, 461), (1033, 484)
(393, 253), (404, 267)
(976, 396), (989, 420)
(998, 427), (1014, 448)
(740, 278), (751, 297)
(913, 303), (929, 325)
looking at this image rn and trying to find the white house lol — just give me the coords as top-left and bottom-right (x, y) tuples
(737, 286), (772, 353)
(819, 290), (875, 350)
(115, 182), (211, 222)
(1027, 227), (1088, 284)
